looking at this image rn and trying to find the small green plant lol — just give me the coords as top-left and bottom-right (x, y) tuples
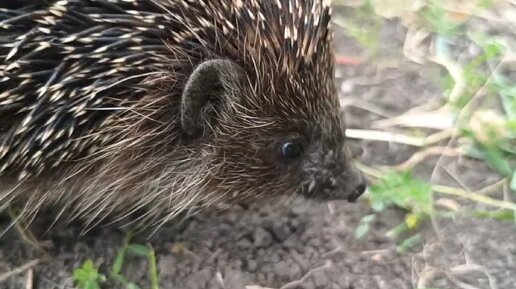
(456, 36), (516, 189)
(73, 233), (159, 289)
(368, 171), (433, 215)
(431, 30), (515, 189)
(354, 214), (376, 240)
(438, 36), (506, 109)
(355, 171), (433, 252)
(111, 233), (160, 289)
(73, 260), (106, 289)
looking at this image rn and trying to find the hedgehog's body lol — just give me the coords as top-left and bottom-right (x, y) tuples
(0, 0), (365, 230)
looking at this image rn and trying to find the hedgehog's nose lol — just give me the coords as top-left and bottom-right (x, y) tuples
(345, 164), (367, 202)
(347, 182), (367, 202)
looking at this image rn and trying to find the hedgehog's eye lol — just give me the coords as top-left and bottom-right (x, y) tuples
(281, 141), (304, 159)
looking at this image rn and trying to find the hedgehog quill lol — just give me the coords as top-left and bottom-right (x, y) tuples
(0, 0), (366, 232)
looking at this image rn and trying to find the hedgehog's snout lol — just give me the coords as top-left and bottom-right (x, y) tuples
(346, 172), (367, 202)
(339, 152), (368, 202)
(299, 145), (367, 202)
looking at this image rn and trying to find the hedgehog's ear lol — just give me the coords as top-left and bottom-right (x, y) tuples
(181, 59), (243, 136)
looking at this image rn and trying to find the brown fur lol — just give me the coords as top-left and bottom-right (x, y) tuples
(0, 0), (365, 231)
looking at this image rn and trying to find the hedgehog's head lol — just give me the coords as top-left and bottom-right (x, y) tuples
(171, 0), (366, 206)
(179, 58), (366, 204)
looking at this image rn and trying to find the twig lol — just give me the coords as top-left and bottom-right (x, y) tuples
(25, 269), (33, 289)
(215, 271), (226, 289)
(433, 185), (516, 211)
(0, 259), (40, 283)
(345, 129), (427, 147)
(340, 98), (392, 118)
(474, 178), (508, 197)
(279, 261), (332, 289)
(394, 146), (462, 171)
(372, 108), (455, 130)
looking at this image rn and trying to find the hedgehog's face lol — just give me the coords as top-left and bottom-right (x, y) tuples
(180, 59), (366, 203)
(244, 129), (366, 203)
(287, 130), (367, 202)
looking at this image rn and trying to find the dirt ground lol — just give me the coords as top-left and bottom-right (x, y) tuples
(1, 7), (516, 289)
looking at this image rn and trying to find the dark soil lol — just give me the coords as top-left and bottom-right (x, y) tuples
(1, 8), (515, 289)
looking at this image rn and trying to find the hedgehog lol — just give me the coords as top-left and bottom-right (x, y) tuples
(0, 0), (366, 232)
